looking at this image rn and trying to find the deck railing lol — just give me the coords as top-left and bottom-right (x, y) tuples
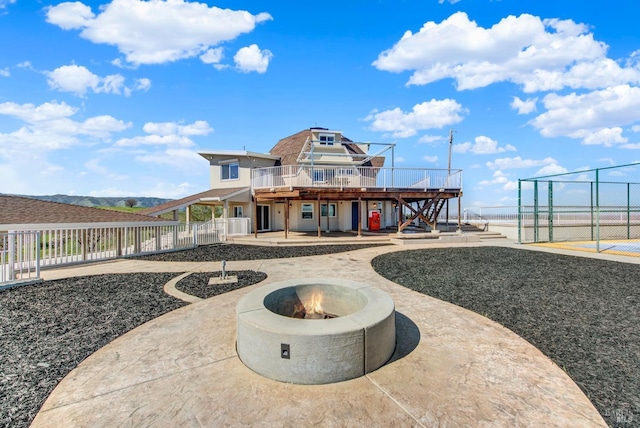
(251, 166), (462, 191)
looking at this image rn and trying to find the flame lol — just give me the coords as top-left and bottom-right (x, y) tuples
(304, 292), (324, 315)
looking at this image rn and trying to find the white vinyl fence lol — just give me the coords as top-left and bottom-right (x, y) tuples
(1, 220), (236, 287)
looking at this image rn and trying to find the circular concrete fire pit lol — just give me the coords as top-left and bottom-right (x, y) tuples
(236, 278), (396, 385)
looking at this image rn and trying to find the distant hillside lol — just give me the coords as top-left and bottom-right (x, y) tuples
(8, 194), (173, 208)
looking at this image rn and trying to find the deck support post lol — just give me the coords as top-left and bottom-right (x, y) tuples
(357, 197), (362, 237)
(284, 198), (289, 239)
(254, 198), (258, 239)
(317, 195), (321, 238)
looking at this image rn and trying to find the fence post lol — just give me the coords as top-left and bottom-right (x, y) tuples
(35, 232), (41, 278)
(194, 224), (199, 246)
(548, 180), (554, 242)
(517, 180), (522, 244)
(590, 182), (594, 241)
(8, 231), (15, 281)
(596, 169), (600, 253)
(627, 182), (631, 240)
(533, 180), (539, 243)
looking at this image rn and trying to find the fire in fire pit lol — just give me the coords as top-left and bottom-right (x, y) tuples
(292, 292), (337, 319)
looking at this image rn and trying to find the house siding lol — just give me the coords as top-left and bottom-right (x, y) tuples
(208, 156), (276, 189)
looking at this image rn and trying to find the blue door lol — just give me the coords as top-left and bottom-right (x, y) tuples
(351, 201), (359, 230)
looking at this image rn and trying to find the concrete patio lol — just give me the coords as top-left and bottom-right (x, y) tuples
(31, 241), (606, 427)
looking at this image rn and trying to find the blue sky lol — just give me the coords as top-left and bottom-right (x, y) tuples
(1, 0), (640, 208)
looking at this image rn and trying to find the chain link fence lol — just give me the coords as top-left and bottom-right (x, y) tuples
(518, 163), (640, 256)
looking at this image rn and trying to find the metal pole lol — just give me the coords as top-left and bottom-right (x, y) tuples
(446, 129), (452, 230)
(548, 180), (554, 242)
(533, 180), (539, 242)
(627, 182), (631, 239)
(517, 180), (522, 244)
(590, 182), (594, 241)
(596, 169), (600, 252)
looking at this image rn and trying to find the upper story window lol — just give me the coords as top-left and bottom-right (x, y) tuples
(318, 133), (335, 145)
(221, 161), (239, 180)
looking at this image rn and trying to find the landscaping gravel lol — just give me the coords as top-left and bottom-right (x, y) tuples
(132, 242), (390, 262)
(372, 246), (640, 428)
(175, 271), (267, 299)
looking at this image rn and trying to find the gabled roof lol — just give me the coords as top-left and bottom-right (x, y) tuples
(138, 187), (249, 217)
(0, 195), (172, 229)
(268, 128), (385, 168)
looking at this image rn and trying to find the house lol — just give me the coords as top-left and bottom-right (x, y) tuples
(143, 127), (463, 236)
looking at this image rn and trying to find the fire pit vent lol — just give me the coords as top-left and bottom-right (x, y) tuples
(236, 278), (396, 385)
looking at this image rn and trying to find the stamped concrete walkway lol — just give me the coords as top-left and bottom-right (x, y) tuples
(32, 241), (607, 427)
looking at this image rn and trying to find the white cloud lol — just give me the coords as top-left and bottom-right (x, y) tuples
(46, 0), (272, 66)
(200, 47), (224, 64)
(486, 156), (557, 170)
(365, 99), (467, 138)
(395, 156), (406, 163)
(46, 64), (150, 97)
(0, 68), (9, 77)
(114, 134), (195, 148)
(0, 103), (131, 155)
(135, 148), (203, 171)
(116, 120), (212, 147)
(373, 12), (640, 92)
(135, 78), (151, 92)
(632, 125), (640, 133)
(417, 134), (446, 144)
(234, 44), (273, 73)
(530, 85), (640, 145)
(510, 96), (537, 114)
(477, 170), (518, 191)
(599, 157), (616, 166)
(423, 155), (438, 163)
(0, 0), (15, 12)
(142, 120), (213, 137)
(454, 135), (516, 154)
(534, 163), (568, 176)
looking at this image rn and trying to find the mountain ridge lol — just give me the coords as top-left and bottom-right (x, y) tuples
(4, 194), (173, 208)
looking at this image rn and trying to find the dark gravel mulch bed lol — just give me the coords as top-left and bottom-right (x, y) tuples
(0, 273), (187, 428)
(175, 271), (267, 299)
(132, 242), (390, 262)
(372, 246), (640, 427)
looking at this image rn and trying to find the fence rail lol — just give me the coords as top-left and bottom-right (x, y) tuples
(252, 166), (462, 191)
(1, 221), (233, 287)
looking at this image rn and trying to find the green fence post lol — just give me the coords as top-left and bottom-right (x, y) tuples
(596, 169), (600, 253)
(534, 180), (539, 242)
(518, 180), (522, 244)
(548, 180), (554, 242)
(590, 182), (594, 241)
(628, 182), (631, 240)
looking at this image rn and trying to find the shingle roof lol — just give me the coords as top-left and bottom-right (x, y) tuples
(0, 195), (171, 228)
(268, 129), (385, 168)
(138, 187), (249, 216)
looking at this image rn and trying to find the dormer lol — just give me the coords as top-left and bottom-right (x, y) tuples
(310, 128), (342, 146)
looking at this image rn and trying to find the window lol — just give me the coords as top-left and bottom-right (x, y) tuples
(318, 133), (335, 145)
(221, 161), (239, 180)
(321, 203), (336, 217)
(301, 203), (314, 220)
(233, 206), (243, 217)
(312, 168), (334, 182)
